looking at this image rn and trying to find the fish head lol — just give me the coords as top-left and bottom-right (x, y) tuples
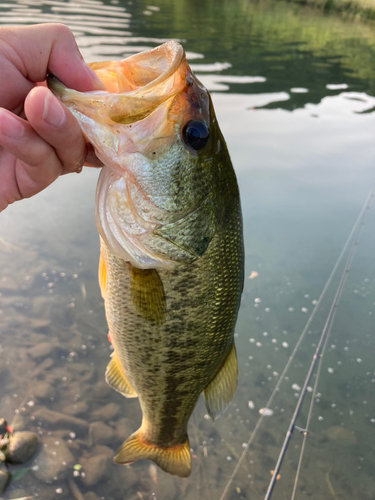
(48, 41), (227, 269)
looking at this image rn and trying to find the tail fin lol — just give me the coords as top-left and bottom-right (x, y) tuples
(113, 429), (191, 478)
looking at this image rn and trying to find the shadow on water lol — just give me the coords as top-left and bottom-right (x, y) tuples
(0, 0), (375, 499)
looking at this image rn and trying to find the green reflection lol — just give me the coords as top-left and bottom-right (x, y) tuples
(128, 0), (375, 109)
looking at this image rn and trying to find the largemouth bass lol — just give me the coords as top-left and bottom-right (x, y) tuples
(48, 41), (244, 478)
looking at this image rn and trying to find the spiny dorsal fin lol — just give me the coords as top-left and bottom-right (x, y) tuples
(130, 266), (166, 325)
(203, 343), (238, 420)
(114, 428), (191, 478)
(105, 352), (138, 398)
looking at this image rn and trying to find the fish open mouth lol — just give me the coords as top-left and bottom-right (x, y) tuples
(90, 40), (185, 95)
(48, 40), (188, 125)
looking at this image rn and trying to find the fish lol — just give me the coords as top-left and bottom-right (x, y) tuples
(48, 40), (244, 478)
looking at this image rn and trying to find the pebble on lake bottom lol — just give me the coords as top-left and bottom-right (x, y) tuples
(32, 437), (75, 482)
(4, 431), (39, 465)
(259, 408), (274, 416)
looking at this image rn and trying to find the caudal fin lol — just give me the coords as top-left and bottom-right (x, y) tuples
(114, 429), (191, 478)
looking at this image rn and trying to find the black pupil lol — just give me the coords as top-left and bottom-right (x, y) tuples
(183, 120), (209, 151)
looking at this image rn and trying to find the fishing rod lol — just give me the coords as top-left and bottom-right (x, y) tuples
(290, 306), (338, 500)
(264, 185), (374, 500)
(219, 185), (374, 500)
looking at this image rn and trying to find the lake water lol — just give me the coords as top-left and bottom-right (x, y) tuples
(0, 0), (375, 499)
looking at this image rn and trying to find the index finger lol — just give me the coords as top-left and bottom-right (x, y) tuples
(0, 23), (104, 110)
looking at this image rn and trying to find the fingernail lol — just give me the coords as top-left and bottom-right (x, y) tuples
(0, 110), (24, 139)
(43, 91), (66, 127)
(84, 65), (106, 90)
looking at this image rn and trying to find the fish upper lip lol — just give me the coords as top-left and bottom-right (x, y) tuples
(48, 40), (187, 123)
(116, 40), (185, 96)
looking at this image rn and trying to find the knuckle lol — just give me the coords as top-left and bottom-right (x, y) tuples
(49, 23), (74, 40)
(30, 144), (55, 168)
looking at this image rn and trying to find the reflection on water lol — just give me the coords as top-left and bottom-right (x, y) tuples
(0, 0), (375, 499)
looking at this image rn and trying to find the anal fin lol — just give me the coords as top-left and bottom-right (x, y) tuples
(114, 428), (191, 478)
(203, 343), (238, 420)
(105, 352), (137, 398)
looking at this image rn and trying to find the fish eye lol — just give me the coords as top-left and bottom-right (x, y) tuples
(182, 120), (209, 151)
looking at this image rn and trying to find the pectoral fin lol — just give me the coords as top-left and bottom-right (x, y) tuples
(203, 343), (238, 420)
(98, 247), (107, 299)
(114, 428), (191, 478)
(105, 352), (137, 398)
(130, 266), (166, 325)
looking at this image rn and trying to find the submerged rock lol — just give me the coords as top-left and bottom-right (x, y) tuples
(93, 381), (111, 398)
(38, 358), (55, 371)
(80, 454), (111, 486)
(44, 367), (70, 385)
(32, 436), (75, 482)
(325, 426), (357, 445)
(112, 463), (139, 490)
(0, 469), (11, 494)
(32, 381), (56, 400)
(33, 484), (61, 500)
(5, 431), (39, 464)
(28, 342), (56, 359)
(115, 417), (134, 439)
(32, 408), (88, 436)
(91, 444), (113, 458)
(63, 401), (89, 417)
(89, 422), (116, 445)
(31, 358), (54, 378)
(69, 363), (90, 375)
(8, 488), (27, 499)
(29, 318), (51, 331)
(84, 492), (101, 500)
(92, 402), (120, 421)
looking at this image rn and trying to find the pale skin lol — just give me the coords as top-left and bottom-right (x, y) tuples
(0, 23), (105, 212)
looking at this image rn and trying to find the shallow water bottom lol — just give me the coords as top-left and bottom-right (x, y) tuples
(1, 166), (374, 500)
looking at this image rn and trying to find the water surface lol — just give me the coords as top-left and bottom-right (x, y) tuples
(0, 0), (374, 499)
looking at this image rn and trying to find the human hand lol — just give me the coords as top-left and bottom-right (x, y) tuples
(0, 23), (105, 212)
